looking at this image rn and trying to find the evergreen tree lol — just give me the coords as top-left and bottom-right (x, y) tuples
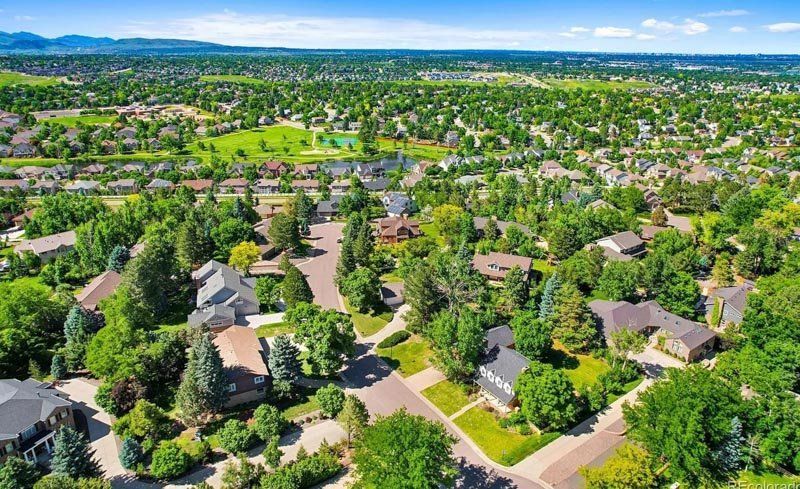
(484, 218), (500, 241)
(51, 426), (103, 479)
(337, 394), (369, 447)
(335, 238), (357, 286)
(552, 282), (598, 353)
(539, 272), (561, 320)
(651, 205), (668, 227)
(403, 262), (441, 333)
(177, 210), (214, 269)
(267, 334), (302, 384)
(712, 252), (735, 287)
(282, 265), (313, 309)
(501, 265), (528, 311)
(0, 456), (40, 489)
(106, 244), (130, 272)
(50, 353), (66, 380)
(119, 437), (143, 470)
(352, 222), (374, 267)
(715, 416), (744, 473)
(262, 437), (283, 469)
(177, 334), (228, 424)
(268, 213), (301, 252)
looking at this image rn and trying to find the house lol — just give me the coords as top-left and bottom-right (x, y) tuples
(294, 164), (319, 178)
(476, 325), (530, 412)
(181, 179), (214, 193)
(471, 252), (532, 283)
(640, 225), (669, 241)
(261, 161), (289, 178)
(188, 260), (259, 329)
(256, 179), (281, 194)
(75, 270), (122, 311)
(0, 180), (29, 192)
(382, 192), (415, 217)
(473, 217), (532, 237)
(254, 204), (283, 219)
(82, 164), (107, 176)
(219, 178), (250, 194)
(15, 166), (48, 179)
(15, 231), (76, 263)
(106, 179), (139, 195)
(444, 131), (460, 148)
(145, 179), (175, 192)
(31, 180), (59, 195)
(11, 209), (35, 227)
(291, 180), (320, 192)
(0, 378), (74, 464)
(212, 325), (270, 407)
(363, 178), (390, 192)
(330, 180), (351, 194)
(65, 180), (101, 195)
(376, 217), (420, 244)
(438, 155), (462, 171)
(595, 231), (646, 261)
(316, 195), (343, 218)
(589, 300), (715, 362)
(703, 283), (754, 327)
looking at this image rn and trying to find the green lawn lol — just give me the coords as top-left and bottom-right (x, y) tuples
(380, 272), (404, 284)
(738, 470), (799, 484)
(346, 300), (393, 337)
(546, 341), (610, 390)
(607, 377), (645, 405)
(38, 114), (117, 127)
(0, 71), (59, 87)
(200, 74), (267, 85)
(419, 222), (445, 247)
(532, 259), (555, 275)
(453, 406), (560, 466)
(255, 321), (294, 338)
(378, 138), (452, 161)
(544, 78), (653, 90)
(279, 386), (320, 419)
(421, 380), (471, 417)
(377, 336), (434, 377)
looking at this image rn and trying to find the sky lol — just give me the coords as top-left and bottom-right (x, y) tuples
(1, 1), (800, 54)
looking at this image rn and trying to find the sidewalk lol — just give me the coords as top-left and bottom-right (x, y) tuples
(403, 366), (446, 392)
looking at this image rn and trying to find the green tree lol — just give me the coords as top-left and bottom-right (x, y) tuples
(539, 272), (561, 320)
(51, 426), (103, 479)
(106, 244), (130, 273)
(712, 252), (735, 287)
(597, 260), (640, 302)
(112, 399), (171, 442)
(50, 353), (66, 380)
(511, 311), (552, 360)
(734, 226), (784, 279)
(268, 213), (301, 252)
(552, 282), (598, 353)
(316, 384), (345, 418)
(118, 437), (143, 470)
(149, 441), (192, 480)
(253, 404), (287, 442)
(337, 394), (369, 448)
(221, 453), (265, 489)
(288, 303), (355, 375)
(501, 265), (529, 311)
(608, 329), (647, 371)
(281, 264), (313, 309)
(254, 276), (281, 312)
(430, 309), (485, 381)
(352, 409), (458, 489)
(262, 437), (283, 469)
(403, 262), (441, 332)
(218, 419), (257, 454)
(176, 333), (228, 425)
(651, 206), (668, 227)
(0, 456), (40, 489)
(267, 334), (301, 384)
(340, 267), (381, 313)
(516, 361), (579, 430)
(580, 444), (658, 489)
(228, 241), (260, 275)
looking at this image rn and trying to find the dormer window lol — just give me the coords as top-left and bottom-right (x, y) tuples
(488, 263), (500, 271)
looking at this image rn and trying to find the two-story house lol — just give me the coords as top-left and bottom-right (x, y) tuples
(188, 261), (259, 329)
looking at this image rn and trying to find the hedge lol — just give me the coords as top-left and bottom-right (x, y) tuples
(377, 330), (411, 349)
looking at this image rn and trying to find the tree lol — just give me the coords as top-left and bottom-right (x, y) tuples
(316, 384), (345, 418)
(112, 399), (171, 441)
(501, 265), (529, 311)
(33, 475), (110, 489)
(651, 206), (668, 227)
(255, 276), (281, 312)
(106, 244), (131, 273)
(119, 437), (143, 470)
(262, 437), (283, 469)
(511, 311), (552, 360)
(50, 353), (66, 380)
(712, 252), (735, 287)
(51, 426), (103, 479)
(281, 265), (313, 309)
(432, 204), (465, 245)
(623, 366), (743, 484)
(221, 453), (265, 489)
(516, 361), (579, 430)
(608, 329), (646, 371)
(552, 283), (598, 353)
(150, 441), (192, 480)
(403, 262), (441, 332)
(734, 226), (784, 279)
(430, 309), (486, 381)
(654, 271), (700, 318)
(539, 272), (561, 320)
(253, 404), (287, 442)
(228, 241), (260, 275)
(580, 444), (657, 489)
(337, 394), (369, 448)
(218, 419), (257, 454)
(340, 267), (381, 313)
(268, 213), (301, 252)
(267, 334), (301, 384)
(0, 456), (40, 489)
(715, 416), (744, 473)
(353, 409), (458, 489)
(597, 260), (640, 302)
(287, 303), (355, 375)
(176, 333), (228, 425)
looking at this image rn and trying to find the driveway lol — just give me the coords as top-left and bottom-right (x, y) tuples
(297, 222), (346, 312)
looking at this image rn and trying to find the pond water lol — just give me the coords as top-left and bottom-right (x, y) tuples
(320, 136), (359, 147)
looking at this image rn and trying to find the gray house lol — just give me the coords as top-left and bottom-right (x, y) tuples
(703, 283), (754, 327)
(476, 325), (530, 412)
(188, 260), (259, 329)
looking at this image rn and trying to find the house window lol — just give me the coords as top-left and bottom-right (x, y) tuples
(20, 424), (37, 442)
(49, 416), (57, 426)
(228, 383), (237, 393)
(673, 342), (682, 353)
(488, 263), (499, 271)
(4, 442), (13, 455)
(254, 376), (265, 384)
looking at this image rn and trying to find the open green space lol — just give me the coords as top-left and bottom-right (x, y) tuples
(377, 335), (433, 377)
(544, 78), (653, 90)
(421, 380), (471, 417)
(346, 299), (393, 337)
(453, 406), (560, 466)
(38, 114), (118, 127)
(378, 138), (452, 161)
(0, 71), (59, 88)
(279, 385), (320, 419)
(200, 74), (268, 85)
(419, 222), (445, 247)
(738, 470), (799, 484)
(546, 341), (610, 390)
(254, 320), (294, 338)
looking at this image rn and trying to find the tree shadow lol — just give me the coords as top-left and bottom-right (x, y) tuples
(544, 348), (579, 370)
(454, 457), (518, 488)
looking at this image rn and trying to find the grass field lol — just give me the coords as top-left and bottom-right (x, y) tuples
(378, 138), (452, 161)
(419, 222), (445, 247)
(738, 470), (799, 484)
(200, 74), (267, 85)
(346, 300), (394, 337)
(546, 342), (611, 391)
(254, 321), (294, 338)
(544, 78), (653, 90)
(0, 71), (59, 87)
(453, 406), (560, 466)
(39, 114), (117, 127)
(279, 385), (320, 419)
(377, 335), (433, 377)
(422, 380), (471, 417)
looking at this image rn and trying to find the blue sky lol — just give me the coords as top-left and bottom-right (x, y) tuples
(1, 1), (800, 53)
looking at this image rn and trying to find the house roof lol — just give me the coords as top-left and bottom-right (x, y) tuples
(220, 178), (249, 187)
(377, 217), (420, 238)
(486, 325), (515, 349)
(476, 345), (530, 405)
(212, 326), (269, 380)
(15, 230), (76, 256)
(0, 378), (71, 441)
(188, 304), (236, 328)
(181, 179), (214, 192)
(711, 283), (753, 317)
(194, 260), (258, 311)
(598, 231), (644, 253)
(473, 217), (532, 237)
(76, 270), (122, 311)
(471, 252), (532, 280)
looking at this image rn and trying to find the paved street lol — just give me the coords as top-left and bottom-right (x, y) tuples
(297, 222), (346, 312)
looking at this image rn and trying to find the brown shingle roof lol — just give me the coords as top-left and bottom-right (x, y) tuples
(212, 326), (269, 380)
(76, 270), (122, 311)
(471, 252), (532, 280)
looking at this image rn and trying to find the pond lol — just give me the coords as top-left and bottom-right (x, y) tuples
(320, 136), (358, 147)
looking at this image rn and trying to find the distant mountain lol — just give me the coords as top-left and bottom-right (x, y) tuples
(0, 32), (249, 54)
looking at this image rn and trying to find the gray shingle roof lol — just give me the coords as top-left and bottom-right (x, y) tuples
(0, 379), (71, 440)
(477, 345), (530, 405)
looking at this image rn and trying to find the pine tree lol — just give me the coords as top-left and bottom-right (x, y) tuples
(539, 272), (561, 320)
(119, 437), (143, 470)
(106, 244), (130, 272)
(282, 265), (313, 309)
(335, 238), (357, 286)
(716, 416), (744, 473)
(262, 437), (283, 469)
(502, 265), (529, 311)
(0, 456), (40, 489)
(353, 223), (374, 267)
(651, 205), (668, 227)
(404, 263), (440, 333)
(177, 334), (228, 424)
(268, 334), (302, 384)
(51, 426), (103, 479)
(50, 353), (66, 380)
(337, 394), (369, 447)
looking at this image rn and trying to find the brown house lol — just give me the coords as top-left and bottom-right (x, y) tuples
(376, 217), (420, 244)
(212, 326), (270, 407)
(76, 270), (122, 311)
(261, 161), (288, 178)
(181, 179), (214, 193)
(471, 252), (532, 282)
(219, 178), (250, 194)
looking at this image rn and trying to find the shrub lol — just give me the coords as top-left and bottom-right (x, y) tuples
(149, 441), (192, 480)
(253, 404), (288, 441)
(316, 384), (345, 418)
(112, 400), (171, 442)
(217, 419), (257, 454)
(377, 330), (410, 349)
(119, 437), (143, 470)
(260, 449), (342, 489)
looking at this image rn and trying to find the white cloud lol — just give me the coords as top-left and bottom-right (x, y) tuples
(121, 11), (549, 49)
(765, 22), (800, 33)
(14, 15), (34, 21)
(699, 9), (749, 18)
(636, 33), (657, 40)
(569, 26), (590, 33)
(558, 32), (577, 38)
(729, 26), (748, 33)
(641, 18), (708, 35)
(593, 26), (634, 38)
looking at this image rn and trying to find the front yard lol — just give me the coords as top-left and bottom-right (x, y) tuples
(421, 380), (472, 417)
(453, 406), (560, 466)
(255, 321), (294, 338)
(376, 335), (434, 377)
(346, 300), (394, 337)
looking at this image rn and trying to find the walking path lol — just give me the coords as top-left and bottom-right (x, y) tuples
(449, 399), (485, 421)
(403, 366), (446, 392)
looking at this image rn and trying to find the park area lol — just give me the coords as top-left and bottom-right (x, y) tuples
(543, 78), (653, 90)
(0, 71), (59, 87)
